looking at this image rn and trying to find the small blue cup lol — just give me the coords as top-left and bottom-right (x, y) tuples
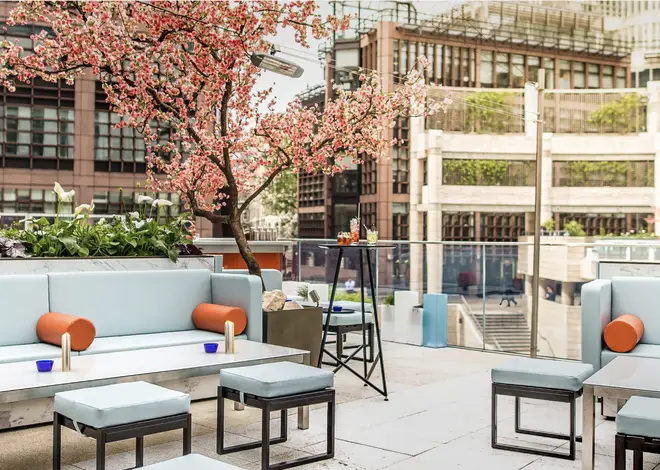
(204, 343), (218, 354)
(332, 305), (343, 312)
(36, 359), (54, 372)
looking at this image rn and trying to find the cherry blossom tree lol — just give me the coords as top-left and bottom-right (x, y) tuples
(0, 1), (442, 283)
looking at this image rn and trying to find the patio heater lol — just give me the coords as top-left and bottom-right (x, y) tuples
(250, 45), (304, 78)
(526, 71), (545, 358)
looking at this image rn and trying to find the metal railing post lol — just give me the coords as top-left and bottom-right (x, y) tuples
(297, 240), (302, 282)
(481, 244), (487, 351)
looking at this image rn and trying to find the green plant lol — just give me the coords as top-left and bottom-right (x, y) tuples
(382, 294), (395, 306)
(563, 220), (586, 237)
(464, 92), (513, 134)
(0, 183), (193, 261)
(566, 161), (632, 187)
(542, 219), (555, 231)
(296, 284), (309, 301)
(589, 94), (644, 133)
(334, 291), (373, 304)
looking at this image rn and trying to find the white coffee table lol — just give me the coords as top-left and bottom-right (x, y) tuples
(582, 356), (660, 469)
(0, 340), (310, 430)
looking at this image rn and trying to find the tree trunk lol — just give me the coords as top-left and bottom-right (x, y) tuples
(229, 215), (265, 291)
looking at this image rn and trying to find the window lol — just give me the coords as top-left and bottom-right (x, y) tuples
(435, 45), (443, 85)
(573, 62), (585, 89)
(527, 56), (540, 83)
(511, 54), (524, 87)
(603, 66), (614, 88)
(445, 47), (452, 86)
(93, 191), (181, 216)
(361, 153), (377, 195)
(410, 42), (417, 71)
(462, 49), (471, 86)
(331, 204), (357, 235)
(392, 117), (410, 194)
(0, 188), (68, 214)
(495, 53), (509, 87)
(588, 64), (600, 88)
(442, 160), (535, 186)
(393, 40), (400, 83)
(361, 203), (377, 231)
(392, 203), (409, 240)
(442, 212), (475, 241)
(552, 161), (654, 187)
(452, 47), (460, 86)
(298, 212), (324, 238)
(400, 40), (408, 76)
(616, 68), (627, 88)
(543, 58), (555, 89)
(559, 60), (571, 89)
(298, 174), (324, 207)
(480, 51), (493, 88)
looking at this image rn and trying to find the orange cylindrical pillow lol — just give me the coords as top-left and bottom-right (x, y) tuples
(192, 303), (247, 335)
(604, 314), (644, 353)
(36, 312), (96, 351)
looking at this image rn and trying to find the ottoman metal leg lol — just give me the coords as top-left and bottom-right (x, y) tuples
(492, 383), (580, 460)
(53, 412), (62, 470)
(136, 436), (144, 467)
(96, 432), (106, 470)
(615, 434), (626, 470)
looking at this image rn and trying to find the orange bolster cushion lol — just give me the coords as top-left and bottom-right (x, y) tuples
(36, 312), (96, 351)
(604, 314), (645, 353)
(192, 303), (247, 335)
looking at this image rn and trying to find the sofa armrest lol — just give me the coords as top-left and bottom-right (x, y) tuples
(222, 269), (282, 291)
(211, 273), (263, 342)
(581, 279), (612, 372)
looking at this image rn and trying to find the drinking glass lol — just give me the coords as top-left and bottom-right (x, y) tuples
(367, 230), (378, 245)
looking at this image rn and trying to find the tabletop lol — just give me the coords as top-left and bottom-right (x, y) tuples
(319, 243), (395, 250)
(584, 356), (660, 392)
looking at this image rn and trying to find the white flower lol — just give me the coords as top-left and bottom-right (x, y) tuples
(53, 182), (75, 202)
(128, 211), (140, 219)
(134, 220), (145, 229)
(137, 195), (153, 204)
(98, 218), (106, 225)
(146, 218), (153, 223)
(74, 203), (94, 216)
(152, 199), (173, 207)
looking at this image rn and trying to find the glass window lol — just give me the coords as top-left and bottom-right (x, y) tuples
(588, 64), (600, 88)
(452, 47), (460, 85)
(393, 39), (399, 78)
(559, 60), (570, 89)
(335, 48), (359, 69)
(573, 62), (585, 89)
(511, 54), (524, 87)
(603, 65), (614, 88)
(496, 53), (509, 87)
(445, 46), (452, 85)
(527, 56), (540, 82)
(462, 49), (470, 86)
(400, 40), (408, 75)
(435, 45), (443, 84)
(616, 67), (627, 88)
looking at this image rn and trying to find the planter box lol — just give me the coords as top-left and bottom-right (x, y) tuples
(380, 305), (395, 342)
(263, 306), (322, 366)
(0, 255), (220, 275)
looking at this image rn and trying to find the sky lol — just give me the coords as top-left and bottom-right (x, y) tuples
(255, 1), (458, 112)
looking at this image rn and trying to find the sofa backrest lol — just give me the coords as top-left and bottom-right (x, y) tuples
(612, 276), (660, 344)
(0, 274), (49, 346)
(48, 269), (212, 337)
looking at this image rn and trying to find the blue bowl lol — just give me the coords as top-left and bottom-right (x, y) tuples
(332, 306), (343, 312)
(36, 360), (54, 372)
(204, 343), (218, 354)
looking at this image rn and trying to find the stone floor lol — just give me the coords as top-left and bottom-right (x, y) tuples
(1, 342), (659, 470)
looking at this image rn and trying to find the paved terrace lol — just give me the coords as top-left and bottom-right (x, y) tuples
(2, 343), (659, 470)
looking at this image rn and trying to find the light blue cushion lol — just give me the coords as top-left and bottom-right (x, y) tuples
(612, 277), (660, 344)
(54, 381), (190, 428)
(601, 343), (660, 368)
(48, 270), (212, 337)
(0, 274), (49, 346)
(78, 330), (229, 356)
(223, 269), (282, 291)
(323, 312), (373, 327)
(321, 301), (373, 313)
(141, 454), (244, 469)
(0, 343), (65, 364)
(581, 279), (612, 371)
(220, 362), (334, 398)
(492, 357), (593, 391)
(617, 396), (660, 438)
(211, 273), (262, 342)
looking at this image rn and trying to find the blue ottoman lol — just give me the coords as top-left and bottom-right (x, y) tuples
(491, 357), (593, 460)
(615, 396), (660, 470)
(218, 361), (335, 470)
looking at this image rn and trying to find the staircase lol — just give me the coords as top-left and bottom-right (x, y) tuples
(468, 311), (531, 354)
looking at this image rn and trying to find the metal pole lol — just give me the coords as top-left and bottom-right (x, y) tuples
(530, 70), (545, 358)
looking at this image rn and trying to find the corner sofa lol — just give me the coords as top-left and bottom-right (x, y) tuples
(582, 276), (660, 372)
(0, 269), (263, 364)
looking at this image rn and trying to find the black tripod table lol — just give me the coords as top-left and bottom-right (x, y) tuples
(318, 243), (393, 400)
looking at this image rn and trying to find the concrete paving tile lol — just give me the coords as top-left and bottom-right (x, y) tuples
(306, 439), (409, 470)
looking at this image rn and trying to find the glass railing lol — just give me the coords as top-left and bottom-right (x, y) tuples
(280, 237), (660, 362)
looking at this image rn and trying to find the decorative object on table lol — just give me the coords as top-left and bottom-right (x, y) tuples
(224, 321), (235, 354)
(262, 290), (287, 312)
(53, 381), (191, 470)
(192, 303), (247, 335)
(318, 243), (394, 400)
(61, 332), (71, 372)
(603, 313), (644, 353)
(204, 343), (219, 354)
(336, 232), (352, 246)
(350, 217), (360, 244)
(491, 357), (593, 460)
(309, 289), (321, 307)
(36, 359), (54, 372)
(332, 305), (343, 313)
(366, 228), (378, 245)
(36, 312), (96, 351)
(217, 362), (335, 469)
(283, 300), (302, 310)
(422, 293), (449, 348)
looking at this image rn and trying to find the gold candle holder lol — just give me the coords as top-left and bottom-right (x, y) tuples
(61, 332), (71, 372)
(224, 320), (235, 354)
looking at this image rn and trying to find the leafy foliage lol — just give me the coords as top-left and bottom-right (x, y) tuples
(296, 284), (310, 301)
(382, 294), (395, 306)
(542, 219), (555, 231)
(262, 170), (298, 237)
(464, 92), (514, 134)
(442, 160), (534, 186)
(588, 94), (644, 133)
(562, 161), (653, 187)
(562, 221), (586, 237)
(335, 291), (373, 304)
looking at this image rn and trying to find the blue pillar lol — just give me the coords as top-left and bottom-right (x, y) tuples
(422, 293), (448, 348)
